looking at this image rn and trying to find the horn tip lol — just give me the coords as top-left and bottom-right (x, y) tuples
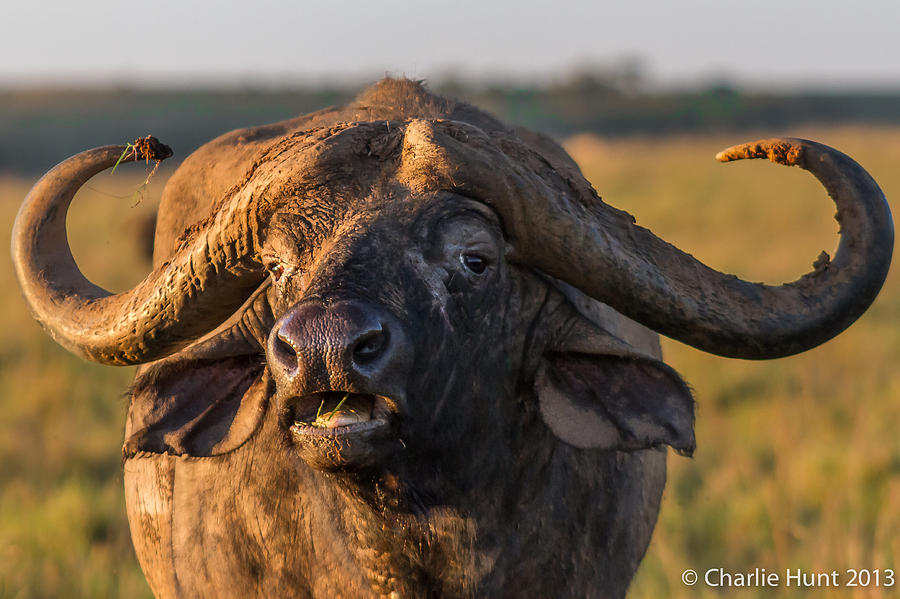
(716, 138), (805, 166)
(714, 149), (736, 163)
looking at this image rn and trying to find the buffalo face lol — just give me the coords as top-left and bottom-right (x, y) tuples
(263, 193), (526, 472)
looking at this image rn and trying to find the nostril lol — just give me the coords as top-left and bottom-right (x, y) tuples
(352, 327), (389, 364)
(273, 333), (299, 372)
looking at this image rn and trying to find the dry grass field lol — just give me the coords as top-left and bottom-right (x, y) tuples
(0, 166), (161, 598)
(1, 127), (897, 598)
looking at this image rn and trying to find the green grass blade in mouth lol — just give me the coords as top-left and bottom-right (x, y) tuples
(315, 398), (325, 421)
(325, 393), (350, 422)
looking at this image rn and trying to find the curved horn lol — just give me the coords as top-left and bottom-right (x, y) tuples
(12, 138), (266, 365)
(401, 123), (893, 359)
(577, 138), (894, 359)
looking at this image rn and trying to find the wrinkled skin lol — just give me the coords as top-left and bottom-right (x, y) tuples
(13, 79), (891, 599)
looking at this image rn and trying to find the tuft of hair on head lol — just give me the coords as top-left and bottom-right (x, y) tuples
(351, 77), (455, 120)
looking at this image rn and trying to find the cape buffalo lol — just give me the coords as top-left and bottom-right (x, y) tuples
(11, 79), (893, 598)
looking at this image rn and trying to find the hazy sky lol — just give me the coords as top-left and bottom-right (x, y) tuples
(3, 0), (899, 88)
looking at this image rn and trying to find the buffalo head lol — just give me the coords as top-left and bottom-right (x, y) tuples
(11, 80), (893, 598)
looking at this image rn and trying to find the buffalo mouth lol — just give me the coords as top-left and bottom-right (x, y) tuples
(287, 391), (394, 437)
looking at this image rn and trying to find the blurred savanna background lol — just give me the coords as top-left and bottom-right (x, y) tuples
(1, 1), (899, 597)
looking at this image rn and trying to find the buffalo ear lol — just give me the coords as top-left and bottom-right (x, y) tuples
(536, 349), (695, 455)
(124, 355), (267, 457)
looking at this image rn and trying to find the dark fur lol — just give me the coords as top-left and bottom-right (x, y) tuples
(123, 80), (690, 598)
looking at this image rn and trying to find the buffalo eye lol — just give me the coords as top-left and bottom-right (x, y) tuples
(461, 253), (487, 274)
(267, 262), (285, 282)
